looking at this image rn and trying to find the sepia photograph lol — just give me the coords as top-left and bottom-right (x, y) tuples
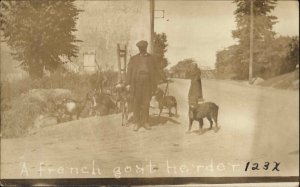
(0, 0), (299, 185)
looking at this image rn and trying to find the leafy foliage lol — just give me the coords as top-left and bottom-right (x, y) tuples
(230, 0), (278, 79)
(170, 58), (200, 79)
(154, 32), (168, 68)
(1, 0), (81, 78)
(153, 32), (169, 82)
(283, 36), (299, 74)
(215, 36), (299, 79)
(232, 0), (278, 45)
(215, 0), (298, 80)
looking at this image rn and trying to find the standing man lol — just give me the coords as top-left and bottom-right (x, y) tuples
(126, 40), (157, 131)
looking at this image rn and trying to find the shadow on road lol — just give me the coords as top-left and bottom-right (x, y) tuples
(189, 126), (221, 135)
(149, 116), (181, 127)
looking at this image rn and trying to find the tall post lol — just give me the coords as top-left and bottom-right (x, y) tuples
(150, 0), (155, 54)
(249, 0), (254, 83)
(117, 44), (121, 78)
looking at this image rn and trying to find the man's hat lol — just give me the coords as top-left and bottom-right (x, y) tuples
(136, 40), (148, 48)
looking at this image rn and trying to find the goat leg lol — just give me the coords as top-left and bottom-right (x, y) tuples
(121, 115), (124, 126)
(69, 115), (72, 121)
(158, 107), (163, 117)
(168, 107), (172, 117)
(122, 105), (126, 126)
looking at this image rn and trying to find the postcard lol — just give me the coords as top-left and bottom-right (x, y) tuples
(0, 0), (299, 186)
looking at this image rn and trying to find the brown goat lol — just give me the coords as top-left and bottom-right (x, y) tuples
(95, 93), (118, 116)
(154, 88), (177, 117)
(115, 83), (131, 126)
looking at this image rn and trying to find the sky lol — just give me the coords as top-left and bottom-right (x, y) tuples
(155, 0), (299, 68)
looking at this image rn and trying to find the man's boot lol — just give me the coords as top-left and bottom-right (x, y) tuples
(144, 123), (151, 130)
(133, 124), (140, 132)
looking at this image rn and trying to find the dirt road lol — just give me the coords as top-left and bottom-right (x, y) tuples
(1, 79), (298, 178)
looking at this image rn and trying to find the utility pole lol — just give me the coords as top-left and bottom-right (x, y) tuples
(249, 0), (254, 83)
(150, 0), (155, 54)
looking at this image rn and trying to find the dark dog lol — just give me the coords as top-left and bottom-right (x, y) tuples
(188, 102), (219, 133)
(154, 88), (177, 117)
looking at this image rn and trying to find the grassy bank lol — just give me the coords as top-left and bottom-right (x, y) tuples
(1, 71), (118, 138)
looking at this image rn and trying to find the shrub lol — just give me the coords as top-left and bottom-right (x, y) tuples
(1, 70), (119, 138)
(1, 89), (73, 138)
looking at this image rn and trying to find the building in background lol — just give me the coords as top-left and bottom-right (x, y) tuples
(75, 0), (150, 71)
(83, 50), (99, 73)
(1, 0), (151, 79)
(199, 65), (215, 79)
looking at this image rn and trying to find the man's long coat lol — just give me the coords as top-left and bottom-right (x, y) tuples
(125, 53), (157, 96)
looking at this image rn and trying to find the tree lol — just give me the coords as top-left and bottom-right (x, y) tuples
(215, 45), (243, 79)
(232, 0), (278, 79)
(1, 0), (81, 79)
(170, 58), (198, 79)
(154, 32), (168, 68)
(282, 36), (299, 74)
(233, 0), (277, 44)
(153, 32), (168, 82)
(0, 1), (12, 40)
(216, 36), (299, 79)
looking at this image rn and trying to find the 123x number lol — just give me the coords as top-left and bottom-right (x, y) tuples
(245, 161), (280, 171)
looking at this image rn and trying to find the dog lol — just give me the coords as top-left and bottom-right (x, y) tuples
(154, 88), (177, 117)
(188, 102), (219, 133)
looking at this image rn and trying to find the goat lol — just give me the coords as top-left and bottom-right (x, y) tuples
(86, 90), (97, 116)
(54, 91), (97, 123)
(154, 88), (177, 117)
(95, 92), (118, 116)
(55, 99), (84, 122)
(115, 83), (131, 126)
